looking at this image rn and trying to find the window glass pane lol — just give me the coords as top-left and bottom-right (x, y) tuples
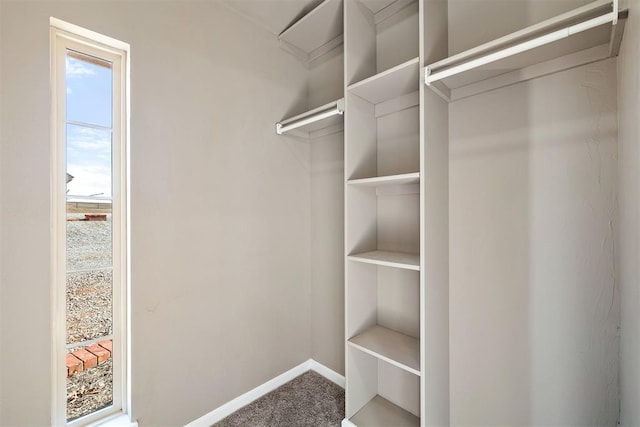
(67, 211), (112, 271)
(66, 269), (113, 344)
(67, 346), (113, 421)
(66, 50), (112, 127)
(66, 123), (112, 198)
(65, 50), (115, 422)
(65, 267), (114, 421)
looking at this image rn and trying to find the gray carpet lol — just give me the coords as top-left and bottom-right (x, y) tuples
(214, 371), (345, 427)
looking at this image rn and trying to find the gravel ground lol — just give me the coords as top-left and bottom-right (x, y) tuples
(67, 359), (113, 421)
(66, 214), (114, 421)
(67, 269), (112, 344)
(67, 215), (112, 271)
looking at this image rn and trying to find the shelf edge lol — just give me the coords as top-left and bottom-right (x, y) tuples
(347, 172), (420, 186)
(347, 252), (420, 271)
(348, 57), (420, 92)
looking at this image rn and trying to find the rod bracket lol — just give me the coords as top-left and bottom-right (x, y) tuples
(424, 67), (433, 86)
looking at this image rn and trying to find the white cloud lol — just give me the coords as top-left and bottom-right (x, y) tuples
(66, 126), (112, 197)
(68, 127), (110, 151)
(67, 164), (111, 197)
(71, 139), (108, 151)
(66, 57), (95, 77)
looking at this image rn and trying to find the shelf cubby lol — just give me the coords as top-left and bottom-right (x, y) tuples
(348, 57), (419, 105)
(346, 182), (420, 258)
(349, 395), (420, 427)
(346, 0), (419, 86)
(346, 259), (419, 336)
(346, 348), (420, 425)
(346, 92), (419, 181)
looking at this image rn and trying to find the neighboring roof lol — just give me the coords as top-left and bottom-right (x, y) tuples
(66, 173), (74, 184)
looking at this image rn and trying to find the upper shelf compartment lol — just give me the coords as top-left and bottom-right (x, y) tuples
(425, 0), (628, 101)
(276, 98), (345, 139)
(346, 0), (419, 86)
(279, 0), (344, 66)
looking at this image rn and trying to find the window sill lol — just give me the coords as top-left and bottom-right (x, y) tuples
(87, 413), (137, 427)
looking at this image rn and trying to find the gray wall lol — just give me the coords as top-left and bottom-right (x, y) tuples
(450, 59), (619, 426)
(310, 130), (344, 375)
(0, 1), (312, 425)
(448, 0), (595, 56)
(449, 1), (619, 425)
(618, 0), (640, 425)
(0, 0), (3, 422)
(309, 49), (345, 375)
(1, 1), (54, 424)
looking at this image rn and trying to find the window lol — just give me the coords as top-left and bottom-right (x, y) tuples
(51, 19), (130, 426)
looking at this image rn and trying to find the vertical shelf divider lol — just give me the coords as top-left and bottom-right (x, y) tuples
(420, 0), (450, 424)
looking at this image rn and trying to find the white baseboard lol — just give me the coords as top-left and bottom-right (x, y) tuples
(185, 359), (345, 426)
(307, 359), (345, 388)
(341, 419), (356, 427)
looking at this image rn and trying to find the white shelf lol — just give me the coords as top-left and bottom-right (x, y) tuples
(349, 325), (420, 376)
(348, 57), (419, 105)
(425, 0), (627, 100)
(348, 172), (420, 187)
(276, 98), (344, 138)
(360, 0), (417, 25)
(360, 0), (397, 14)
(348, 250), (419, 271)
(349, 395), (420, 427)
(279, 0), (343, 64)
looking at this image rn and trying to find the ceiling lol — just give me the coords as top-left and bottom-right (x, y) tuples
(222, 0), (323, 37)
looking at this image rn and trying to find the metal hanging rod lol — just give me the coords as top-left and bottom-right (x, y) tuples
(276, 98), (345, 135)
(425, 0), (621, 87)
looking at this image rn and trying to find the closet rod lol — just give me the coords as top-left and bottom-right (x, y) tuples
(425, 11), (617, 85)
(276, 98), (344, 135)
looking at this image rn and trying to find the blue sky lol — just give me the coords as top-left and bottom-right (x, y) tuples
(66, 53), (113, 198)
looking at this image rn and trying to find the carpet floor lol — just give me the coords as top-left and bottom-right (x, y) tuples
(214, 370), (345, 427)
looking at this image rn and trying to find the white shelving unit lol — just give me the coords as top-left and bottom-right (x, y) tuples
(425, 0), (628, 101)
(344, 0), (449, 425)
(278, 0), (344, 66)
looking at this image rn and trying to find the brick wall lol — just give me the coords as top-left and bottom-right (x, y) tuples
(66, 340), (113, 377)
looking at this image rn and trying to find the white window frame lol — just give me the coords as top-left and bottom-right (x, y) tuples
(50, 18), (131, 426)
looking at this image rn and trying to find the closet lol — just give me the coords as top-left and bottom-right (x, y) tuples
(276, 0), (626, 425)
